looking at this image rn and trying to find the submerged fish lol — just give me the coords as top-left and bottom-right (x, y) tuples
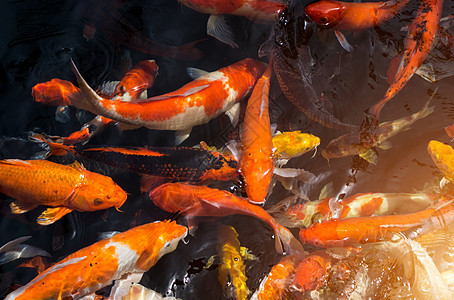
(5, 220), (187, 300)
(292, 250), (333, 294)
(178, 0), (286, 47)
(69, 58), (266, 143)
(33, 134), (239, 184)
(32, 79), (79, 107)
(239, 64), (274, 205)
(428, 140), (454, 183)
(370, 0), (444, 118)
(272, 131), (320, 161)
(0, 159), (127, 225)
(149, 182), (303, 254)
(322, 99), (434, 164)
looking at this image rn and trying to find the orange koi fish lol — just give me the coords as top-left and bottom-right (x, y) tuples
(299, 201), (454, 248)
(0, 159), (127, 225)
(444, 124), (454, 139)
(251, 254), (303, 300)
(32, 79), (79, 107)
(149, 183), (303, 254)
(178, 0), (286, 47)
(239, 64), (273, 204)
(5, 220), (187, 300)
(63, 115), (116, 145)
(428, 140), (454, 184)
(269, 192), (437, 228)
(369, 0), (444, 118)
(292, 251), (333, 294)
(322, 98), (434, 164)
(70, 58), (266, 143)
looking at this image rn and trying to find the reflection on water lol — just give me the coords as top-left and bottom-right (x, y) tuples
(1, 0), (454, 298)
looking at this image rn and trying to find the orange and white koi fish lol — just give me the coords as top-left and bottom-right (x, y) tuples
(299, 201), (454, 248)
(239, 64), (273, 204)
(369, 0), (444, 118)
(0, 236), (50, 265)
(272, 131), (320, 161)
(5, 220), (187, 300)
(0, 159), (127, 225)
(178, 0), (286, 47)
(70, 58), (266, 143)
(149, 182), (303, 254)
(269, 191), (437, 228)
(251, 254), (303, 300)
(322, 98), (434, 164)
(292, 250), (333, 294)
(428, 140), (454, 183)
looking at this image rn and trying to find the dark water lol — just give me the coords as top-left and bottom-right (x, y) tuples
(0, 0), (454, 298)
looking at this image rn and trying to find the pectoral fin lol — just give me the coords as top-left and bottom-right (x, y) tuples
(378, 140), (392, 150)
(10, 201), (38, 214)
(359, 148), (378, 164)
(334, 30), (354, 52)
(240, 246), (258, 261)
(205, 255), (216, 269)
(175, 128), (192, 145)
(225, 102), (240, 127)
(109, 272), (144, 299)
(187, 67), (209, 80)
(207, 15), (238, 48)
(37, 207), (73, 226)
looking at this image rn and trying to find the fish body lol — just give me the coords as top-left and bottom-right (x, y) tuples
(370, 0), (443, 117)
(239, 64), (273, 204)
(70, 59), (266, 134)
(251, 254), (302, 300)
(322, 99), (434, 163)
(428, 140), (454, 182)
(217, 225), (254, 300)
(272, 131), (320, 160)
(149, 182), (303, 254)
(32, 79), (79, 106)
(35, 135), (238, 182)
(298, 202), (454, 247)
(292, 251), (332, 293)
(0, 159), (127, 225)
(305, 0), (410, 31)
(5, 220), (187, 300)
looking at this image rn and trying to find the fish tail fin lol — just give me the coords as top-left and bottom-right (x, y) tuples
(267, 195), (306, 228)
(29, 133), (73, 156)
(274, 224), (305, 255)
(0, 236), (50, 265)
(418, 89), (437, 119)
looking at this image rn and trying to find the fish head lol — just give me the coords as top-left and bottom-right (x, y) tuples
(155, 221), (188, 260)
(427, 140), (454, 180)
(292, 253), (330, 293)
(236, 58), (267, 84)
(73, 172), (127, 211)
(298, 225), (326, 247)
(304, 0), (345, 27)
(322, 134), (356, 160)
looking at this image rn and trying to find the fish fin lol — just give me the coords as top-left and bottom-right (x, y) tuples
(10, 201), (38, 214)
(186, 67), (209, 80)
(97, 231), (121, 241)
(225, 102), (240, 127)
(138, 90), (148, 99)
(69, 59), (104, 112)
(140, 175), (169, 193)
(0, 237), (50, 265)
(205, 255), (216, 268)
(117, 122), (141, 130)
(55, 105), (71, 123)
(98, 81), (120, 98)
(29, 133), (72, 157)
(440, 177), (450, 189)
(274, 224), (305, 255)
(135, 84), (211, 103)
(240, 247), (258, 261)
(334, 30), (354, 52)
(199, 197), (223, 209)
(68, 160), (86, 171)
(319, 181), (334, 200)
(37, 207), (73, 226)
(207, 14), (238, 48)
(359, 148), (378, 164)
(225, 140), (241, 162)
(0, 236), (31, 252)
(274, 167), (317, 183)
(175, 128), (192, 145)
(109, 272), (144, 299)
(378, 140), (392, 150)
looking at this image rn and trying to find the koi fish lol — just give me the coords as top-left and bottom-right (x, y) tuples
(178, 0), (286, 47)
(269, 192), (437, 228)
(0, 236), (50, 265)
(445, 124), (454, 139)
(428, 140), (454, 183)
(251, 254), (303, 300)
(304, 0), (411, 51)
(0, 159), (127, 225)
(322, 98), (434, 164)
(239, 63), (273, 205)
(369, 0), (444, 118)
(272, 131), (320, 161)
(69, 58), (266, 143)
(5, 220), (187, 300)
(32, 79), (79, 107)
(208, 225), (257, 300)
(63, 115), (116, 145)
(298, 201), (454, 247)
(32, 134), (238, 183)
(292, 250), (333, 293)
(149, 182), (303, 254)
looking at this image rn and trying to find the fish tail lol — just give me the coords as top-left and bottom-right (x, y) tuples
(418, 91), (437, 119)
(29, 133), (73, 156)
(274, 223), (305, 255)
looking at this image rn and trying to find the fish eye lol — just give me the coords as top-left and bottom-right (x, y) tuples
(94, 198), (104, 206)
(311, 213), (323, 224)
(164, 242), (171, 248)
(321, 16), (329, 23)
(234, 256), (239, 262)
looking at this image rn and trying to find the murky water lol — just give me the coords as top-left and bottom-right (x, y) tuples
(1, 0), (454, 298)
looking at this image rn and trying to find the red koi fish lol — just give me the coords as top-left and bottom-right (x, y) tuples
(63, 115), (116, 145)
(370, 0), (444, 118)
(70, 58), (266, 143)
(239, 64), (273, 204)
(299, 201), (454, 248)
(305, 0), (411, 31)
(5, 220), (187, 300)
(178, 0), (286, 47)
(269, 192), (437, 228)
(149, 182), (303, 254)
(0, 159), (127, 225)
(32, 79), (79, 107)
(32, 133), (239, 184)
(251, 254), (303, 300)
(292, 251), (333, 294)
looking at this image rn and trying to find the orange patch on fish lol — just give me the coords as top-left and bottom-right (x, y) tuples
(359, 196), (383, 216)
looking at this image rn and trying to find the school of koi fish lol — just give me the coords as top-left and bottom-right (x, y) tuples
(1, 0), (454, 299)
